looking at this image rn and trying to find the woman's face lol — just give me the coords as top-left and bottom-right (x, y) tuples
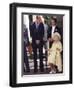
(53, 35), (59, 42)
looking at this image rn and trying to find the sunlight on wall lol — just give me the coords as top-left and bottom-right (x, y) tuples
(23, 15), (32, 42)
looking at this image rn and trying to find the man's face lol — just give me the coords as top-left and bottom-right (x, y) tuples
(51, 19), (56, 26)
(36, 16), (41, 24)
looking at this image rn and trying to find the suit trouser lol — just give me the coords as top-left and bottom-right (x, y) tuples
(32, 43), (44, 71)
(24, 43), (30, 71)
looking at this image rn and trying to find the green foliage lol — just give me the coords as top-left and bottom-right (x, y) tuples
(43, 15), (51, 24)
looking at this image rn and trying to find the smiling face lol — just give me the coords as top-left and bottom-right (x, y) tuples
(53, 35), (59, 42)
(51, 19), (56, 26)
(36, 16), (42, 24)
(51, 17), (57, 26)
(52, 32), (61, 42)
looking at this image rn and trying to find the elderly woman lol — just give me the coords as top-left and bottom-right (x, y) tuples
(47, 32), (62, 74)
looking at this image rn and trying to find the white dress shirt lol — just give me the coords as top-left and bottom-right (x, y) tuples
(51, 26), (55, 37)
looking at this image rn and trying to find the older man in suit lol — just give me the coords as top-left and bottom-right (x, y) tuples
(48, 17), (63, 47)
(30, 16), (44, 73)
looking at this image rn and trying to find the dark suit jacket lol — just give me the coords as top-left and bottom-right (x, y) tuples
(47, 26), (63, 40)
(30, 22), (44, 43)
(24, 28), (29, 46)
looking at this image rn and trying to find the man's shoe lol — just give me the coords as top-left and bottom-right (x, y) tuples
(26, 69), (30, 73)
(40, 69), (44, 72)
(34, 69), (38, 73)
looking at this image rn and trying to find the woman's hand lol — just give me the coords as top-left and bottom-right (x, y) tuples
(45, 49), (49, 51)
(56, 48), (60, 51)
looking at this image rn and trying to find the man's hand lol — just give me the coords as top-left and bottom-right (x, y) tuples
(49, 38), (53, 42)
(36, 40), (40, 44)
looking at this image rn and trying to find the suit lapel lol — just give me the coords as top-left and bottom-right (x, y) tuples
(54, 26), (58, 32)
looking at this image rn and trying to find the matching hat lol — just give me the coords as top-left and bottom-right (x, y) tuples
(52, 32), (61, 40)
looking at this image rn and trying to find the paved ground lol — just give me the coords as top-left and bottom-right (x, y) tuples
(24, 68), (50, 75)
(23, 48), (63, 75)
(23, 49), (49, 75)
